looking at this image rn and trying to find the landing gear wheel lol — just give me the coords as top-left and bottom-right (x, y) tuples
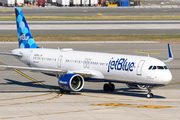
(59, 88), (65, 94)
(110, 83), (115, 92)
(103, 83), (109, 92)
(103, 83), (115, 92)
(66, 91), (71, 94)
(147, 93), (153, 98)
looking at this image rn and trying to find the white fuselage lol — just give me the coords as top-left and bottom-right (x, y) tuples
(12, 48), (172, 85)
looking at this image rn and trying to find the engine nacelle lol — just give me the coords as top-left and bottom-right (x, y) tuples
(126, 83), (147, 90)
(58, 73), (84, 92)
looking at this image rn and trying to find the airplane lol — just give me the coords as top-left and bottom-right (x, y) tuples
(0, 8), (173, 98)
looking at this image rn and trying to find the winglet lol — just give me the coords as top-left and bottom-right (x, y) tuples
(162, 43), (173, 63)
(15, 8), (39, 49)
(168, 43), (173, 59)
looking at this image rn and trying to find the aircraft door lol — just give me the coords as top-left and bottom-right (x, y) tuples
(27, 50), (33, 66)
(57, 55), (63, 68)
(136, 60), (145, 76)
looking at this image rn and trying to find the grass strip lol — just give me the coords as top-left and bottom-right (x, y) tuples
(1, 15), (180, 20)
(0, 34), (180, 43)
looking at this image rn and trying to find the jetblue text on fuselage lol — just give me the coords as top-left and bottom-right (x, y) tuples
(107, 58), (135, 72)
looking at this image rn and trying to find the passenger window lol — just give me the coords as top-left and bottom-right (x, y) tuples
(149, 66), (153, 70)
(152, 66), (156, 70)
(164, 66), (168, 69)
(157, 66), (164, 70)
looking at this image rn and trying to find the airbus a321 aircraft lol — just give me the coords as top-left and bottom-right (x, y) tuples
(0, 8), (173, 98)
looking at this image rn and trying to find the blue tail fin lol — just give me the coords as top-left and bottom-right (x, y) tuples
(15, 8), (39, 49)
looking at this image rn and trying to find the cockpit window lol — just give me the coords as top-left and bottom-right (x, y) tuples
(164, 66), (168, 69)
(149, 65), (168, 70)
(149, 66), (153, 70)
(152, 66), (157, 70)
(157, 66), (164, 69)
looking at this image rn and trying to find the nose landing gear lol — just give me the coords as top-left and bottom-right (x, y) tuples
(146, 86), (153, 98)
(103, 82), (115, 92)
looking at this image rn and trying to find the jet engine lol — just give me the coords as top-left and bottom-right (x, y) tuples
(58, 73), (84, 92)
(126, 83), (147, 90)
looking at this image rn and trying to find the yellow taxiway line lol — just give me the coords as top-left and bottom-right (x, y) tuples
(0, 62), (62, 106)
(133, 51), (160, 54)
(97, 13), (103, 16)
(92, 103), (175, 109)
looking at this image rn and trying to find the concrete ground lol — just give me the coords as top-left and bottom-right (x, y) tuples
(1, 20), (180, 35)
(1, 8), (180, 16)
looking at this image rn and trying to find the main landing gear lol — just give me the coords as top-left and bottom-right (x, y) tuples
(103, 82), (115, 92)
(59, 88), (70, 94)
(146, 86), (153, 98)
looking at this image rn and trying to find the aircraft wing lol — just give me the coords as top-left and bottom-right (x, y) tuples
(0, 52), (22, 57)
(69, 70), (93, 78)
(0, 65), (92, 77)
(162, 43), (173, 63)
(0, 65), (66, 74)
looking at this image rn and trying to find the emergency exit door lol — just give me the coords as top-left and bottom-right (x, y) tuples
(27, 50), (33, 66)
(136, 60), (145, 76)
(57, 55), (63, 68)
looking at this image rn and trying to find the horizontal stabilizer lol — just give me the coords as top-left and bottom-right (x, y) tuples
(0, 52), (22, 57)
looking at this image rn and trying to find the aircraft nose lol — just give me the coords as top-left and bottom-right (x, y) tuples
(163, 70), (172, 84)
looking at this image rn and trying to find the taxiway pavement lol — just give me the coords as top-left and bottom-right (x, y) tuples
(1, 20), (180, 34)
(0, 8), (180, 16)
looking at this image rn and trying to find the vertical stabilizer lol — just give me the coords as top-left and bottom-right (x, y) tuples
(168, 43), (173, 60)
(15, 8), (39, 49)
(162, 43), (173, 63)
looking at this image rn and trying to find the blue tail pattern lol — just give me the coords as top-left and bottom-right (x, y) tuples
(15, 8), (39, 49)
